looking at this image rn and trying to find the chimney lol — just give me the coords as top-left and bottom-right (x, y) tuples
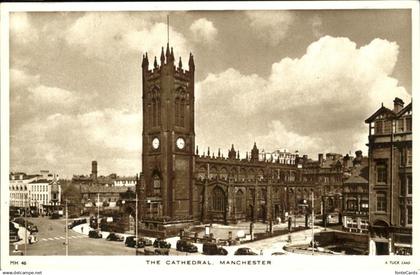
(92, 160), (98, 181)
(393, 97), (404, 113)
(318, 153), (323, 164)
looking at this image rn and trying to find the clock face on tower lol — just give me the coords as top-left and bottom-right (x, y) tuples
(152, 137), (160, 149)
(176, 137), (185, 150)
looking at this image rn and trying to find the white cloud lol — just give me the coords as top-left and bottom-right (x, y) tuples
(10, 12), (39, 44)
(10, 109), (141, 178)
(189, 18), (218, 43)
(28, 85), (77, 105)
(245, 11), (294, 46)
(10, 68), (40, 89)
(196, 36), (410, 158)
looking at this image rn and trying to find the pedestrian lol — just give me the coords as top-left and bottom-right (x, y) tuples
(81, 226), (84, 233)
(260, 249), (263, 255)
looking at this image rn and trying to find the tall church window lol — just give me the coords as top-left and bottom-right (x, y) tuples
(152, 99), (156, 127)
(157, 99), (161, 126)
(236, 190), (244, 213)
(180, 100), (185, 127)
(175, 98), (180, 126)
(212, 187), (225, 212)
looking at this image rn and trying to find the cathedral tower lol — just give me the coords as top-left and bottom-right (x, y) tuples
(141, 44), (195, 218)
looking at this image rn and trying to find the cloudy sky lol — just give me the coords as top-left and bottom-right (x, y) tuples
(9, 9), (412, 178)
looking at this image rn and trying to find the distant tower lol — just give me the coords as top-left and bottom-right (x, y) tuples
(91, 160), (98, 182)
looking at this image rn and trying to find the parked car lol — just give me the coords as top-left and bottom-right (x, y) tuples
(202, 242), (228, 255)
(88, 230), (102, 239)
(234, 247), (258, 255)
(138, 237), (153, 246)
(50, 212), (60, 219)
(271, 252), (286, 255)
(106, 233), (124, 242)
(153, 238), (171, 249)
(68, 218), (87, 229)
(154, 248), (170, 255)
(144, 247), (156, 255)
(176, 240), (198, 253)
(125, 236), (145, 248)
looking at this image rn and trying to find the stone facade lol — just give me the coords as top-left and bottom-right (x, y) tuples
(139, 44), (348, 232)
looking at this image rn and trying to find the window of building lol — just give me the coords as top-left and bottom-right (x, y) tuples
(376, 163), (387, 184)
(407, 148), (412, 166)
(376, 192), (387, 212)
(406, 117), (412, 132)
(400, 206), (405, 226)
(397, 119), (404, 132)
(235, 190), (244, 212)
(383, 120), (392, 134)
(361, 201), (369, 211)
(400, 176), (406, 196)
(346, 199), (357, 211)
(407, 176), (412, 195)
(407, 206), (412, 225)
(212, 187), (225, 212)
(375, 120), (383, 134)
(153, 175), (161, 196)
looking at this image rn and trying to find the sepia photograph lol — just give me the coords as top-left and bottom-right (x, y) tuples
(1, 1), (418, 275)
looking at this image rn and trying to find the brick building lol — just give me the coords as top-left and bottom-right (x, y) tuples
(365, 97), (412, 255)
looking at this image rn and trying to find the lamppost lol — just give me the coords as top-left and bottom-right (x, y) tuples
(135, 192), (138, 255)
(65, 200), (69, 256)
(311, 191), (315, 255)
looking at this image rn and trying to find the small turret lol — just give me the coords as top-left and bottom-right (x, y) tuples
(142, 53), (149, 70)
(188, 52), (195, 72)
(207, 147), (210, 157)
(251, 142), (259, 162)
(170, 47), (175, 62)
(228, 144), (236, 160)
(154, 56), (158, 69)
(160, 47), (165, 65)
(196, 146), (199, 155)
(165, 43), (171, 63)
(178, 57), (183, 69)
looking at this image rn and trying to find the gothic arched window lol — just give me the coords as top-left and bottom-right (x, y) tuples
(180, 99), (185, 127)
(212, 186), (225, 212)
(175, 98), (180, 126)
(152, 99), (156, 126)
(236, 190), (244, 213)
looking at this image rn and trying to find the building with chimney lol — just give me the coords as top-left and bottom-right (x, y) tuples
(365, 97), (412, 255)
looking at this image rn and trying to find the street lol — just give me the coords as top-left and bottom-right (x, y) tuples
(10, 216), (321, 256)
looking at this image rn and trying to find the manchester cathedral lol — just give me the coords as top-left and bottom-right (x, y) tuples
(139, 44), (359, 235)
